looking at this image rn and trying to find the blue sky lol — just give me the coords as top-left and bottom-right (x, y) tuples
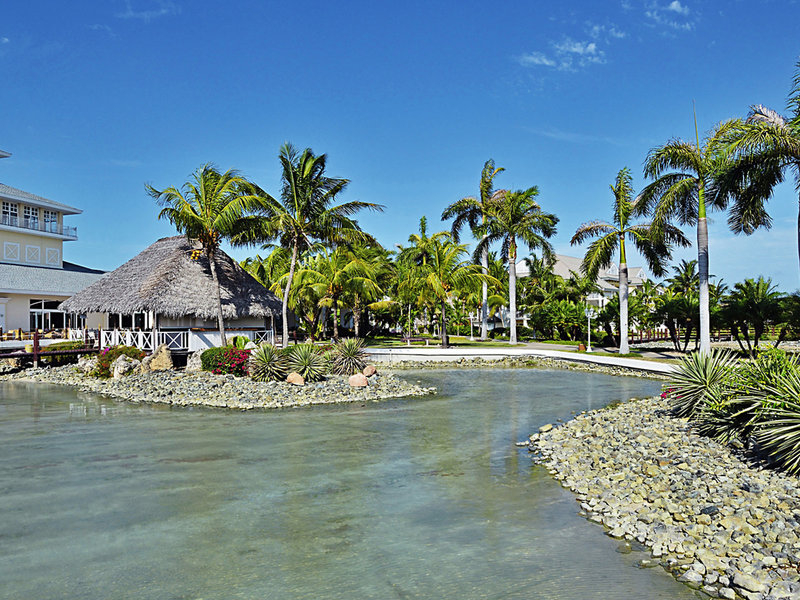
(1, 1), (799, 289)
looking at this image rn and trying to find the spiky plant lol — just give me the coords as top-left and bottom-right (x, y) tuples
(249, 343), (288, 382)
(284, 343), (328, 382)
(753, 369), (800, 474)
(330, 338), (367, 375)
(667, 349), (738, 418)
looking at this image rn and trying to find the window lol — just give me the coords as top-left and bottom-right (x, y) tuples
(23, 205), (39, 229)
(44, 210), (58, 233)
(1, 201), (17, 227)
(29, 299), (66, 331)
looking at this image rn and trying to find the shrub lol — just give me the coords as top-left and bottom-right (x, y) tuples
(201, 346), (250, 376)
(330, 338), (367, 375)
(752, 369), (800, 474)
(42, 340), (86, 366)
(284, 343), (328, 382)
(92, 345), (146, 378)
(249, 344), (288, 382)
(231, 335), (250, 349)
(666, 349), (738, 419)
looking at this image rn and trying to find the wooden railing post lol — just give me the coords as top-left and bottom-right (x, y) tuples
(33, 330), (40, 367)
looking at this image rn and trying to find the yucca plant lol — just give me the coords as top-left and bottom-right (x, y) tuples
(330, 338), (367, 375)
(753, 369), (800, 474)
(667, 349), (738, 418)
(249, 343), (288, 382)
(284, 343), (328, 382)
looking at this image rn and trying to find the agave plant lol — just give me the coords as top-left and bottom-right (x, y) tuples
(753, 369), (800, 474)
(330, 338), (367, 375)
(667, 349), (738, 419)
(284, 343), (328, 382)
(249, 343), (288, 382)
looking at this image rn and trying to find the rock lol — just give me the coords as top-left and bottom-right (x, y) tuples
(112, 355), (140, 379)
(732, 571), (767, 594)
(244, 341), (258, 350)
(185, 350), (203, 372)
(286, 372), (305, 386)
(718, 587), (736, 600)
(677, 570), (704, 588)
(140, 343), (173, 373)
(77, 356), (98, 374)
(349, 373), (368, 387)
(539, 423), (553, 433)
(363, 364), (377, 377)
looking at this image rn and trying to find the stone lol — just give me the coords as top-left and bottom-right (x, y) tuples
(363, 364), (377, 377)
(244, 341), (258, 350)
(732, 571), (767, 593)
(539, 423), (553, 433)
(185, 350), (203, 372)
(677, 570), (704, 588)
(112, 355), (140, 379)
(140, 343), (173, 373)
(718, 588), (736, 600)
(349, 373), (368, 387)
(77, 356), (98, 374)
(286, 372), (305, 386)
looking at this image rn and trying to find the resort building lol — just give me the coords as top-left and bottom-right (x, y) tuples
(60, 235), (284, 352)
(515, 254), (648, 308)
(0, 149), (104, 334)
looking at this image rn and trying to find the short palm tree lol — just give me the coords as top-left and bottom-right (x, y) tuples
(572, 168), (689, 353)
(441, 159), (505, 340)
(248, 143), (384, 347)
(723, 276), (782, 357)
(714, 61), (800, 275)
(475, 187), (558, 344)
(636, 118), (728, 355)
(147, 164), (259, 346)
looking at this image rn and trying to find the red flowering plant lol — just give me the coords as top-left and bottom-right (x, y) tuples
(200, 346), (251, 376)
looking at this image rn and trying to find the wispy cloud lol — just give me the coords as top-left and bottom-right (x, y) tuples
(1, 37), (9, 44)
(588, 23), (627, 40)
(527, 127), (630, 146)
(518, 37), (606, 72)
(116, 0), (179, 21)
(88, 24), (116, 37)
(645, 1), (695, 31)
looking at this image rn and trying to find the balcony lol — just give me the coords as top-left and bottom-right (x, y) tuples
(0, 214), (77, 239)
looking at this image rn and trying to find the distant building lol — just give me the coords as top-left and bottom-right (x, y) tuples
(515, 254), (648, 308)
(0, 149), (104, 333)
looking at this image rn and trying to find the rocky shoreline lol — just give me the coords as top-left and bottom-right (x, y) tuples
(529, 396), (800, 600)
(381, 355), (667, 379)
(0, 365), (435, 409)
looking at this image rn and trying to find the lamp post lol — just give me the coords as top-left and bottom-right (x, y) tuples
(469, 311), (475, 341)
(584, 307), (597, 352)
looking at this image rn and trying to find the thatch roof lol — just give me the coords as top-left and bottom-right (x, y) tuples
(60, 236), (282, 320)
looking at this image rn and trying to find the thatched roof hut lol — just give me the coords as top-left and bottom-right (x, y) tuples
(60, 236), (282, 320)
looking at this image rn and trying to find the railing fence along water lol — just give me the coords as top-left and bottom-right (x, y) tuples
(93, 328), (274, 352)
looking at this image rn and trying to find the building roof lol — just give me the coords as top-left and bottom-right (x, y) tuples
(0, 183), (82, 215)
(60, 236), (283, 319)
(516, 254), (647, 289)
(0, 261), (105, 296)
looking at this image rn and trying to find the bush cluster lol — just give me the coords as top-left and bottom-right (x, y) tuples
(200, 346), (251, 376)
(666, 348), (800, 474)
(93, 345), (147, 378)
(42, 340), (86, 366)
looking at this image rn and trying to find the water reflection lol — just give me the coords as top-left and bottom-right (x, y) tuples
(0, 369), (695, 599)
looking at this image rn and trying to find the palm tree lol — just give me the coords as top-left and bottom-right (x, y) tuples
(722, 276), (782, 357)
(249, 143), (384, 347)
(417, 237), (487, 347)
(475, 187), (558, 345)
(573, 168), (689, 353)
(714, 62), (800, 274)
(637, 116), (728, 355)
(147, 164), (259, 346)
(441, 159), (505, 341)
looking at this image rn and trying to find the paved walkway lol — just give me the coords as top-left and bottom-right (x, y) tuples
(365, 346), (676, 375)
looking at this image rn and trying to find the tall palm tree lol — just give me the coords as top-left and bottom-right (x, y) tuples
(636, 116), (728, 355)
(573, 168), (689, 353)
(475, 187), (558, 344)
(714, 62), (800, 274)
(147, 164), (259, 346)
(249, 143), (384, 347)
(441, 159), (505, 341)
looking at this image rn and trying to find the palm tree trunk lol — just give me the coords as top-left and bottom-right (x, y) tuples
(508, 241), (518, 345)
(619, 262), (629, 354)
(441, 300), (448, 348)
(281, 242), (298, 349)
(697, 217), (711, 355)
(480, 243), (489, 340)
(332, 299), (339, 341)
(208, 250), (227, 347)
(354, 302), (362, 338)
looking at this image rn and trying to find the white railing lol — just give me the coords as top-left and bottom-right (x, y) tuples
(159, 330), (188, 350)
(95, 329), (272, 352)
(67, 329), (98, 343)
(101, 329), (157, 351)
(255, 330), (274, 345)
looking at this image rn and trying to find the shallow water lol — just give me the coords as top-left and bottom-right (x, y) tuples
(0, 369), (697, 600)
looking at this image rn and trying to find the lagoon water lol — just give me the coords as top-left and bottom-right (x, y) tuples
(0, 369), (697, 599)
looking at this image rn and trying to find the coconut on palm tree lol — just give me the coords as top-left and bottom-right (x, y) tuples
(248, 143), (384, 347)
(475, 186), (558, 345)
(147, 164), (260, 346)
(572, 167), (689, 354)
(636, 117), (729, 355)
(441, 159), (505, 341)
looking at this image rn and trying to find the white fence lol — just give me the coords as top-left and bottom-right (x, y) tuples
(87, 329), (274, 353)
